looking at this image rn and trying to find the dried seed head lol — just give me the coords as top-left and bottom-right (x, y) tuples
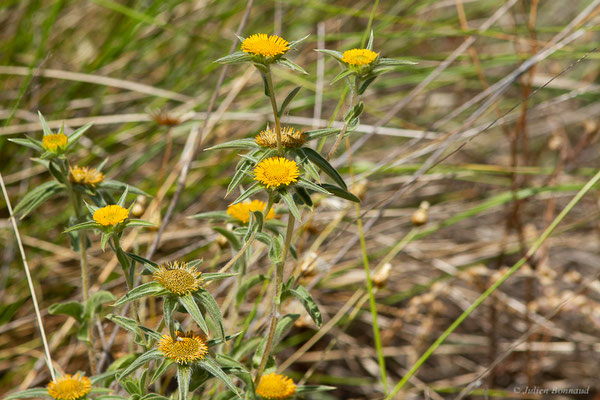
(372, 263), (391, 288)
(411, 201), (430, 226)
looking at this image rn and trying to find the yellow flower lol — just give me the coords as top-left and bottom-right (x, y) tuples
(254, 157), (300, 189)
(242, 34), (289, 58)
(342, 48), (378, 66)
(47, 373), (92, 400)
(153, 261), (202, 295)
(158, 330), (208, 364)
(93, 205), (129, 226)
(255, 127), (306, 149)
(227, 200), (276, 223)
(42, 133), (68, 152)
(69, 166), (104, 187)
(256, 373), (296, 400)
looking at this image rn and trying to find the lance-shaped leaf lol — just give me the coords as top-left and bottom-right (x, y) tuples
(284, 286), (322, 327)
(163, 296), (178, 338)
(84, 290), (115, 319)
(202, 272), (237, 282)
(344, 101), (364, 122)
(216, 51), (253, 64)
(288, 34), (310, 48)
(64, 220), (100, 233)
(276, 58), (307, 74)
(117, 186), (129, 207)
(207, 333), (241, 347)
(8, 137), (44, 151)
(213, 226), (242, 251)
(377, 57), (418, 66)
(331, 68), (354, 85)
(65, 122), (93, 151)
(114, 282), (166, 306)
(300, 147), (347, 188)
(231, 182), (262, 205)
(195, 289), (225, 341)
(13, 181), (66, 219)
(236, 274), (268, 307)
(296, 385), (336, 393)
(95, 395), (128, 400)
(297, 177), (330, 195)
(253, 314), (299, 367)
(99, 180), (149, 196)
(304, 127), (340, 140)
(4, 388), (51, 400)
(359, 76), (377, 95)
(280, 190), (301, 221)
(176, 365), (191, 400)
(106, 314), (143, 343)
(188, 211), (229, 221)
(119, 349), (163, 380)
(197, 357), (241, 398)
(269, 234), (284, 266)
(149, 358), (173, 385)
(206, 138), (259, 151)
(141, 394), (171, 400)
(314, 48), (344, 62)
(366, 30), (374, 50)
(126, 252), (158, 273)
(294, 186), (313, 207)
(278, 86), (301, 117)
(38, 111), (53, 136)
(178, 293), (210, 335)
(124, 219), (155, 228)
(227, 159), (253, 196)
(215, 354), (254, 390)
(48, 301), (84, 323)
(321, 183), (360, 203)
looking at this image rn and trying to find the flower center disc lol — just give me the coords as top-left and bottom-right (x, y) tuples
(162, 269), (197, 293)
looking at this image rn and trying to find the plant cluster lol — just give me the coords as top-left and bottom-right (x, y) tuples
(7, 30), (413, 400)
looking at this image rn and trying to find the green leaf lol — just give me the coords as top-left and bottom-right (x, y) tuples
(345, 101), (364, 122)
(366, 30), (374, 50)
(207, 333), (241, 347)
(197, 357), (241, 397)
(99, 180), (150, 196)
(189, 211), (229, 220)
(8, 137), (44, 151)
(48, 301), (84, 323)
(63, 220), (100, 233)
(288, 34), (310, 48)
(358, 76), (377, 95)
(195, 289), (225, 341)
(253, 314), (299, 367)
(163, 296), (178, 338)
(280, 190), (301, 221)
(141, 394), (171, 400)
(149, 358), (173, 385)
(101, 232), (111, 251)
(294, 186), (313, 207)
(216, 51), (253, 64)
(314, 48), (343, 62)
(231, 182), (262, 205)
(176, 365), (191, 400)
(236, 274), (268, 306)
(276, 58), (308, 74)
(285, 286), (322, 327)
(106, 314), (143, 343)
(227, 159), (253, 196)
(297, 177), (329, 195)
(118, 349), (163, 380)
(178, 293), (210, 335)
(331, 68), (354, 85)
(299, 148), (347, 189)
(296, 385), (336, 393)
(117, 186), (129, 207)
(38, 111), (53, 136)
(114, 282), (166, 306)
(13, 181), (65, 219)
(202, 272), (237, 282)
(4, 388), (51, 400)
(126, 252), (158, 273)
(304, 127), (340, 141)
(269, 234), (284, 265)
(125, 219), (155, 228)
(278, 86), (301, 117)
(206, 138), (259, 151)
(85, 290), (116, 318)
(377, 57), (418, 66)
(321, 183), (360, 203)
(66, 122), (93, 151)
(213, 226), (241, 251)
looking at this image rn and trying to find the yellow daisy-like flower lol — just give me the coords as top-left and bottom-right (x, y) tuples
(47, 373), (92, 400)
(93, 205), (129, 226)
(342, 48), (378, 66)
(241, 34), (290, 58)
(158, 330), (208, 364)
(69, 166), (104, 187)
(153, 261), (202, 295)
(255, 127), (306, 149)
(256, 373), (296, 400)
(227, 200), (276, 223)
(254, 157), (300, 189)
(42, 133), (68, 152)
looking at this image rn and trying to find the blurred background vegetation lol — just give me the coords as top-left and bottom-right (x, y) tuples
(1, 0), (600, 398)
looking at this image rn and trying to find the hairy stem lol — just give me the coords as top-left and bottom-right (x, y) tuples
(265, 67), (282, 154)
(327, 76), (359, 161)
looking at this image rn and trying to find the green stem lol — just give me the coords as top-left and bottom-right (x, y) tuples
(385, 169), (600, 399)
(327, 76), (359, 161)
(265, 67), (282, 155)
(254, 214), (295, 383)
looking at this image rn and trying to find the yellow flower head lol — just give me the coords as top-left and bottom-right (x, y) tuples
(255, 127), (306, 149)
(256, 373), (296, 400)
(254, 157), (300, 189)
(47, 373), (92, 400)
(158, 330), (208, 364)
(242, 34), (289, 58)
(153, 261), (202, 295)
(42, 133), (68, 152)
(69, 166), (104, 187)
(342, 48), (378, 66)
(227, 200), (276, 223)
(93, 205), (129, 226)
